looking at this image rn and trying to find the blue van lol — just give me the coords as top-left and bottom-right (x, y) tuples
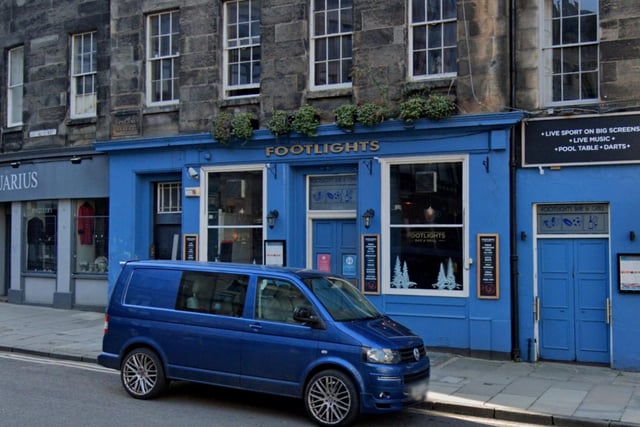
(98, 260), (429, 426)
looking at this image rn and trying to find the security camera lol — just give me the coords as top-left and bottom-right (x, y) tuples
(188, 167), (199, 179)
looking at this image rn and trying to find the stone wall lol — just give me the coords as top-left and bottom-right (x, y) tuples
(0, 0), (109, 151)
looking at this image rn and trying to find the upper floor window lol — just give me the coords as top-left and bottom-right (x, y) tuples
(310, 0), (353, 89)
(542, 0), (599, 105)
(223, 0), (261, 98)
(409, 0), (457, 79)
(7, 46), (24, 127)
(146, 10), (180, 106)
(71, 32), (97, 118)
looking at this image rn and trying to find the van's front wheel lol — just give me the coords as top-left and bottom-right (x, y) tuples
(304, 369), (359, 427)
(121, 348), (167, 399)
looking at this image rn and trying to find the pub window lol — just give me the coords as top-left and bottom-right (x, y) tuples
(24, 200), (57, 273)
(74, 199), (109, 274)
(384, 157), (466, 296)
(206, 168), (263, 264)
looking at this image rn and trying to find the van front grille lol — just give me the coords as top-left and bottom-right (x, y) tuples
(399, 346), (426, 362)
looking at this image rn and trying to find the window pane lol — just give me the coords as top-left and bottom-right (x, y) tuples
(581, 14), (597, 42)
(412, 0), (425, 22)
(581, 71), (598, 98)
(390, 227), (463, 291)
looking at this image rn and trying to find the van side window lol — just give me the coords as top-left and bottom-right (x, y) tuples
(256, 277), (310, 324)
(124, 268), (183, 308)
(176, 271), (248, 317)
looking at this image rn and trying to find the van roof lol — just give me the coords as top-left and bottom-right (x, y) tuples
(121, 259), (327, 278)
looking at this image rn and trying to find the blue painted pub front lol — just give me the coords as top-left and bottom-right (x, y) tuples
(98, 113), (522, 359)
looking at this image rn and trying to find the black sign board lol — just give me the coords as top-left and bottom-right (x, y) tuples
(477, 234), (499, 299)
(362, 234), (379, 294)
(522, 113), (640, 166)
(183, 234), (198, 261)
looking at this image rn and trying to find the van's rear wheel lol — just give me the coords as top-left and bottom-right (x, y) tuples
(121, 348), (167, 399)
(304, 369), (359, 427)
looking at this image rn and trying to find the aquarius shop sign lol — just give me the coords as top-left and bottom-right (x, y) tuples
(0, 171), (38, 192)
(265, 140), (379, 157)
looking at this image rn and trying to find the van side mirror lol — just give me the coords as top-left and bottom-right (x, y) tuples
(293, 306), (325, 329)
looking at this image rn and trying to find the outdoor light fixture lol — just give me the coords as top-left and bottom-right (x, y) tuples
(10, 161), (20, 169)
(267, 209), (279, 229)
(362, 209), (375, 229)
(70, 156), (82, 164)
(631, 231), (636, 242)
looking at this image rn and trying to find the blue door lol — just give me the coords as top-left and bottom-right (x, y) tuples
(538, 239), (609, 363)
(312, 220), (358, 281)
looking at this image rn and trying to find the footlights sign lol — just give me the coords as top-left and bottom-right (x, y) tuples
(522, 113), (640, 166)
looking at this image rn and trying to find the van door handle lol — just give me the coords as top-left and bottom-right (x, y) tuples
(249, 323), (263, 331)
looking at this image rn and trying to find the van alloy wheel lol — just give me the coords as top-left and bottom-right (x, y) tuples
(121, 348), (167, 399)
(304, 370), (359, 427)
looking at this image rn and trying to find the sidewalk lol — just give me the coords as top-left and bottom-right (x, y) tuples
(1, 301), (639, 426)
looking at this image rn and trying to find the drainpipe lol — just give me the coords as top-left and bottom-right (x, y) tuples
(509, 0), (522, 362)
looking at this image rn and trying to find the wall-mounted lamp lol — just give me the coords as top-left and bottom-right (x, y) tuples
(520, 231), (527, 241)
(187, 167), (199, 180)
(362, 209), (375, 229)
(267, 209), (279, 229)
(70, 156), (82, 164)
(10, 161), (20, 169)
(631, 231), (636, 242)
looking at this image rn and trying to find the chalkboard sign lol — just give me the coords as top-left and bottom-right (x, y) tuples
(477, 234), (499, 299)
(183, 234), (198, 261)
(362, 234), (380, 294)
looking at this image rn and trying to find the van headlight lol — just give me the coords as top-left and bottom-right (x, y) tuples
(363, 347), (401, 364)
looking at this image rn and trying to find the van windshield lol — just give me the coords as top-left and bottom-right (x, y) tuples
(302, 276), (382, 321)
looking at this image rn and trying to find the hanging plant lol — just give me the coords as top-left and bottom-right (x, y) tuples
(399, 95), (427, 124)
(334, 104), (358, 130)
(231, 112), (256, 143)
(267, 110), (293, 136)
(211, 111), (233, 144)
(424, 94), (456, 120)
(356, 102), (385, 127)
(292, 104), (320, 137)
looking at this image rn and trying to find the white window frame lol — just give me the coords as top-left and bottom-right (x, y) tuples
(70, 31), (97, 119)
(408, 0), (457, 81)
(223, 0), (261, 99)
(540, 0), (599, 107)
(146, 10), (180, 106)
(380, 154), (469, 297)
(157, 182), (182, 214)
(200, 164), (266, 262)
(7, 46), (24, 127)
(310, 0), (353, 90)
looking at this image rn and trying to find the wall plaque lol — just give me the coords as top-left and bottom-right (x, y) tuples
(111, 110), (141, 138)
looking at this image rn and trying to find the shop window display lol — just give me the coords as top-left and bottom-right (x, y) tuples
(74, 199), (109, 274)
(25, 200), (57, 272)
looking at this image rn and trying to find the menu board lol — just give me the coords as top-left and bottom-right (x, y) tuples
(362, 234), (379, 294)
(477, 234), (499, 299)
(183, 234), (198, 261)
